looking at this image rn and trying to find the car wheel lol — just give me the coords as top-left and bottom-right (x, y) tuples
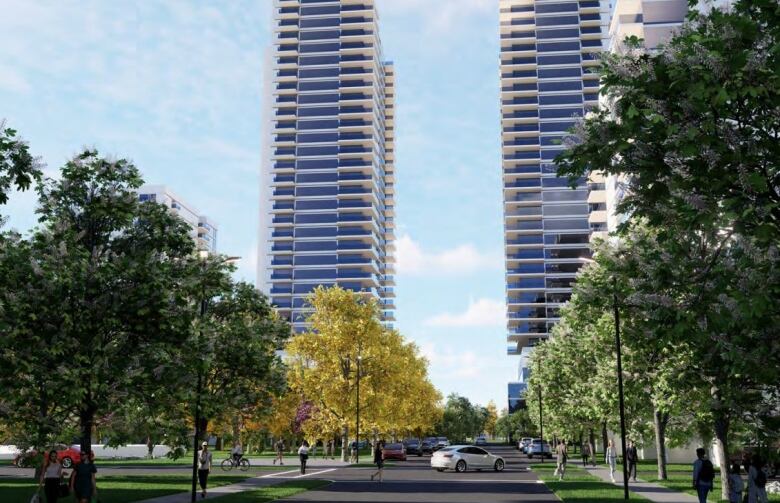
(455, 460), (467, 473)
(494, 459), (505, 472)
(62, 457), (73, 468)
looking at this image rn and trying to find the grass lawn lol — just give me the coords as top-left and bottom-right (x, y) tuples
(0, 473), (250, 503)
(633, 460), (780, 503)
(208, 480), (330, 502)
(534, 463), (649, 502)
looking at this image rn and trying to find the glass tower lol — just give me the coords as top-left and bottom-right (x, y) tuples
(499, 0), (609, 410)
(259, 0), (396, 331)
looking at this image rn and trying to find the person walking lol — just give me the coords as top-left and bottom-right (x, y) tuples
(197, 442), (213, 499)
(370, 441), (385, 482)
(38, 450), (63, 503)
(581, 441), (591, 467)
(729, 462), (745, 503)
(748, 455), (768, 503)
(692, 447), (715, 503)
(626, 440), (639, 482)
(298, 441), (310, 475)
(69, 452), (98, 503)
(325, 439), (334, 460)
(606, 439), (618, 483)
(273, 438), (285, 466)
(349, 440), (358, 464)
(553, 441), (568, 480)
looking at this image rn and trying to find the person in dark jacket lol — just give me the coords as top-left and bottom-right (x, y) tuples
(626, 440), (639, 482)
(370, 441), (385, 482)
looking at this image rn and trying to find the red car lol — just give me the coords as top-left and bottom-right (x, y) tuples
(382, 443), (407, 461)
(14, 444), (85, 468)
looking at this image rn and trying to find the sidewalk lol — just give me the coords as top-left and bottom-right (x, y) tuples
(573, 460), (698, 503)
(135, 468), (338, 503)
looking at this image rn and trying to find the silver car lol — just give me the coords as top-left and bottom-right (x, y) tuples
(431, 445), (505, 473)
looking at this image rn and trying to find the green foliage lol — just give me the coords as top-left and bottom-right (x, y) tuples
(495, 409), (535, 441)
(0, 120), (42, 207)
(438, 393), (486, 442)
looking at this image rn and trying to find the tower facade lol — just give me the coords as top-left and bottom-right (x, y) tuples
(499, 0), (609, 410)
(259, 0), (396, 331)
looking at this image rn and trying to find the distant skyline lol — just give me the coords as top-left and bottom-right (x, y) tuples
(0, 0), (515, 408)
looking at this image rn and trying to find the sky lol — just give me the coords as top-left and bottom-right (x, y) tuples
(0, 0), (517, 409)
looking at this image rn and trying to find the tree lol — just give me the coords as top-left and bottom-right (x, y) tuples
(0, 120), (42, 208)
(495, 409), (535, 443)
(3, 149), (197, 456)
(439, 394), (485, 443)
(484, 401), (498, 439)
(285, 286), (440, 458)
(556, 0), (780, 247)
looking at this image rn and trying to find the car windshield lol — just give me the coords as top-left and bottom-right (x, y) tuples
(385, 443), (402, 450)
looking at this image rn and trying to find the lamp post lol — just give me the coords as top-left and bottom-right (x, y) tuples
(356, 355), (362, 464)
(191, 252), (240, 503)
(582, 258), (629, 499)
(538, 386), (543, 465)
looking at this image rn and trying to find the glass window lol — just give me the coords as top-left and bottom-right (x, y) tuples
(543, 203), (588, 216)
(544, 233), (590, 245)
(547, 291), (572, 303)
(298, 80), (339, 91)
(296, 185), (338, 197)
(295, 226), (337, 238)
(538, 67), (581, 78)
(297, 132), (339, 143)
(535, 15), (579, 26)
(538, 54), (581, 66)
(297, 119), (339, 130)
(300, 5), (340, 15)
(294, 240), (337, 252)
(546, 277), (576, 289)
(296, 146), (338, 157)
(540, 107), (583, 118)
(539, 94), (582, 105)
(295, 213), (337, 224)
(537, 41), (580, 52)
(300, 17), (340, 28)
(298, 106), (339, 117)
(546, 262), (584, 274)
(298, 93), (339, 104)
(543, 190), (588, 202)
(536, 28), (580, 39)
(540, 136), (563, 146)
(297, 158), (338, 170)
(542, 177), (582, 188)
(299, 67), (339, 78)
(535, 2), (578, 13)
(540, 121), (576, 132)
(295, 199), (338, 210)
(300, 42), (340, 53)
(295, 172), (338, 184)
(294, 268), (337, 280)
(544, 219), (590, 230)
(299, 55), (339, 66)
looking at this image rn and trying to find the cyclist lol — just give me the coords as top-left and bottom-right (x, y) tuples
(231, 441), (243, 465)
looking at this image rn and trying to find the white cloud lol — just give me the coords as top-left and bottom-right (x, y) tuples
(378, 0), (495, 37)
(424, 298), (505, 328)
(396, 234), (501, 276)
(0, 65), (30, 94)
(419, 342), (490, 379)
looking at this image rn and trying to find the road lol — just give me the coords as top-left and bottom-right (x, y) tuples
(283, 445), (557, 503)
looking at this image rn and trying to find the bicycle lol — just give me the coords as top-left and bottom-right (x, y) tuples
(221, 456), (250, 471)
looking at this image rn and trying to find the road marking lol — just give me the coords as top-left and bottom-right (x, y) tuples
(260, 469), (300, 478)
(292, 468), (337, 479)
(333, 478), (543, 484)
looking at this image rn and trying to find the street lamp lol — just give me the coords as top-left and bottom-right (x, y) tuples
(538, 386), (544, 465)
(582, 257), (629, 500)
(191, 252), (240, 503)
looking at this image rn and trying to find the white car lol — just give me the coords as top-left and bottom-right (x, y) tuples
(431, 445), (505, 473)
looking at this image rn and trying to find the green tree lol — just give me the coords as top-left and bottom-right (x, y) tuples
(0, 120), (42, 208)
(439, 394), (485, 443)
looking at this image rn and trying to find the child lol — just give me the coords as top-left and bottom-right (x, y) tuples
(728, 463), (744, 503)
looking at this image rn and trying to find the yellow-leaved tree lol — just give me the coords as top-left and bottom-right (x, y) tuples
(285, 286), (441, 460)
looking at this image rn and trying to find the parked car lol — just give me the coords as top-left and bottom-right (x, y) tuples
(518, 437), (533, 451)
(526, 439), (552, 459)
(14, 444), (83, 468)
(431, 445), (505, 473)
(382, 443), (407, 461)
(405, 439), (433, 456)
(475, 436), (488, 446)
(435, 437), (450, 450)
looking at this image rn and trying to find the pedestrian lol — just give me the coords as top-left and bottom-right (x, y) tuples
(231, 441), (243, 465)
(349, 440), (358, 464)
(729, 462), (745, 503)
(325, 438), (334, 460)
(748, 455), (768, 503)
(626, 440), (639, 482)
(581, 441), (591, 467)
(606, 439), (618, 483)
(553, 441), (568, 480)
(38, 450), (62, 503)
(370, 441), (385, 482)
(197, 441), (213, 499)
(69, 452), (98, 503)
(273, 438), (285, 466)
(692, 447), (715, 503)
(298, 441), (310, 475)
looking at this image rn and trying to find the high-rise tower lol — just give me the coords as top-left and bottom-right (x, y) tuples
(258, 0), (396, 331)
(499, 0), (609, 411)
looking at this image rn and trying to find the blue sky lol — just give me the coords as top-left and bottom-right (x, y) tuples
(0, 0), (516, 409)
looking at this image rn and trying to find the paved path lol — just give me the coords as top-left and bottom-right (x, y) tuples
(575, 460), (698, 503)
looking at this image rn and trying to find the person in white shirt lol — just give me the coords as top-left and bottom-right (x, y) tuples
(298, 441), (310, 475)
(197, 442), (213, 499)
(38, 450), (63, 503)
(605, 439), (618, 483)
(231, 442), (243, 464)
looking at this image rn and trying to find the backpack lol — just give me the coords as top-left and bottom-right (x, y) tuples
(755, 468), (767, 488)
(699, 459), (714, 483)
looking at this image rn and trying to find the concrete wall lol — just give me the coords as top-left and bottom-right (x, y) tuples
(0, 444), (172, 460)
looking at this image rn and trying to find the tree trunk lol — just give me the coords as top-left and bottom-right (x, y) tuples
(653, 408), (669, 480)
(341, 427), (349, 462)
(601, 421), (608, 461)
(713, 412), (731, 501)
(589, 428), (596, 463)
(79, 404), (96, 459)
(147, 436), (155, 459)
(232, 416), (241, 446)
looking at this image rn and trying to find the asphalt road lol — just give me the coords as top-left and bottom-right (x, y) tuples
(283, 445), (557, 503)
